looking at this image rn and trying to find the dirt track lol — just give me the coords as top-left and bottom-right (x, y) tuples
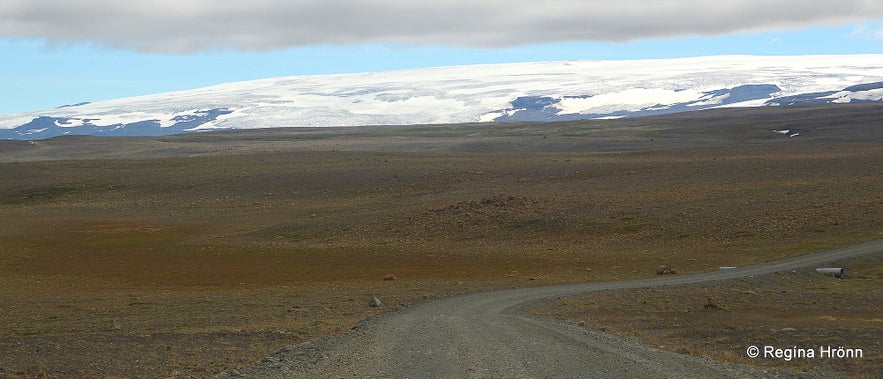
(229, 239), (882, 378)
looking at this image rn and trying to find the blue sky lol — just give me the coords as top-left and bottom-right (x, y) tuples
(1, 1), (882, 115)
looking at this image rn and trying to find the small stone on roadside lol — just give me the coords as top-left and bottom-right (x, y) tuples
(369, 296), (382, 308)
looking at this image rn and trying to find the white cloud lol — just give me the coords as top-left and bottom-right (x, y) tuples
(851, 23), (883, 41)
(2, 1), (883, 53)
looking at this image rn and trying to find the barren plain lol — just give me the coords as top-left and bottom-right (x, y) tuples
(0, 104), (880, 378)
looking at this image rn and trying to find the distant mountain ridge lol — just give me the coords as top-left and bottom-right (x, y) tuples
(2, 55), (883, 140)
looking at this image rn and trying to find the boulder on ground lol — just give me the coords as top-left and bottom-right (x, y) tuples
(656, 265), (678, 275)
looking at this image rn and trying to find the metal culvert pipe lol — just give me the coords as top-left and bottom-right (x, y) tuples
(815, 267), (844, 278)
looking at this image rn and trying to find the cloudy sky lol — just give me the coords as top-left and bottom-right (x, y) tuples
(2, 0), (882, 114)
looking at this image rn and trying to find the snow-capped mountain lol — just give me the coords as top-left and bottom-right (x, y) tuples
(2, 55), (883, 140)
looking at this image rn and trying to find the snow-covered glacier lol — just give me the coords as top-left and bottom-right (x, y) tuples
(2, 55), (883, 139)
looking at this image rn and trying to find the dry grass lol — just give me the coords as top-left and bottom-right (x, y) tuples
(0, 111), (881, 377)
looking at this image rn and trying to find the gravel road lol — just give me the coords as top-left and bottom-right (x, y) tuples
(226, 239), (882, 378)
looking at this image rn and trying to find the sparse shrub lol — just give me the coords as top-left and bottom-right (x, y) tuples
(703, 297), (729, 312)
